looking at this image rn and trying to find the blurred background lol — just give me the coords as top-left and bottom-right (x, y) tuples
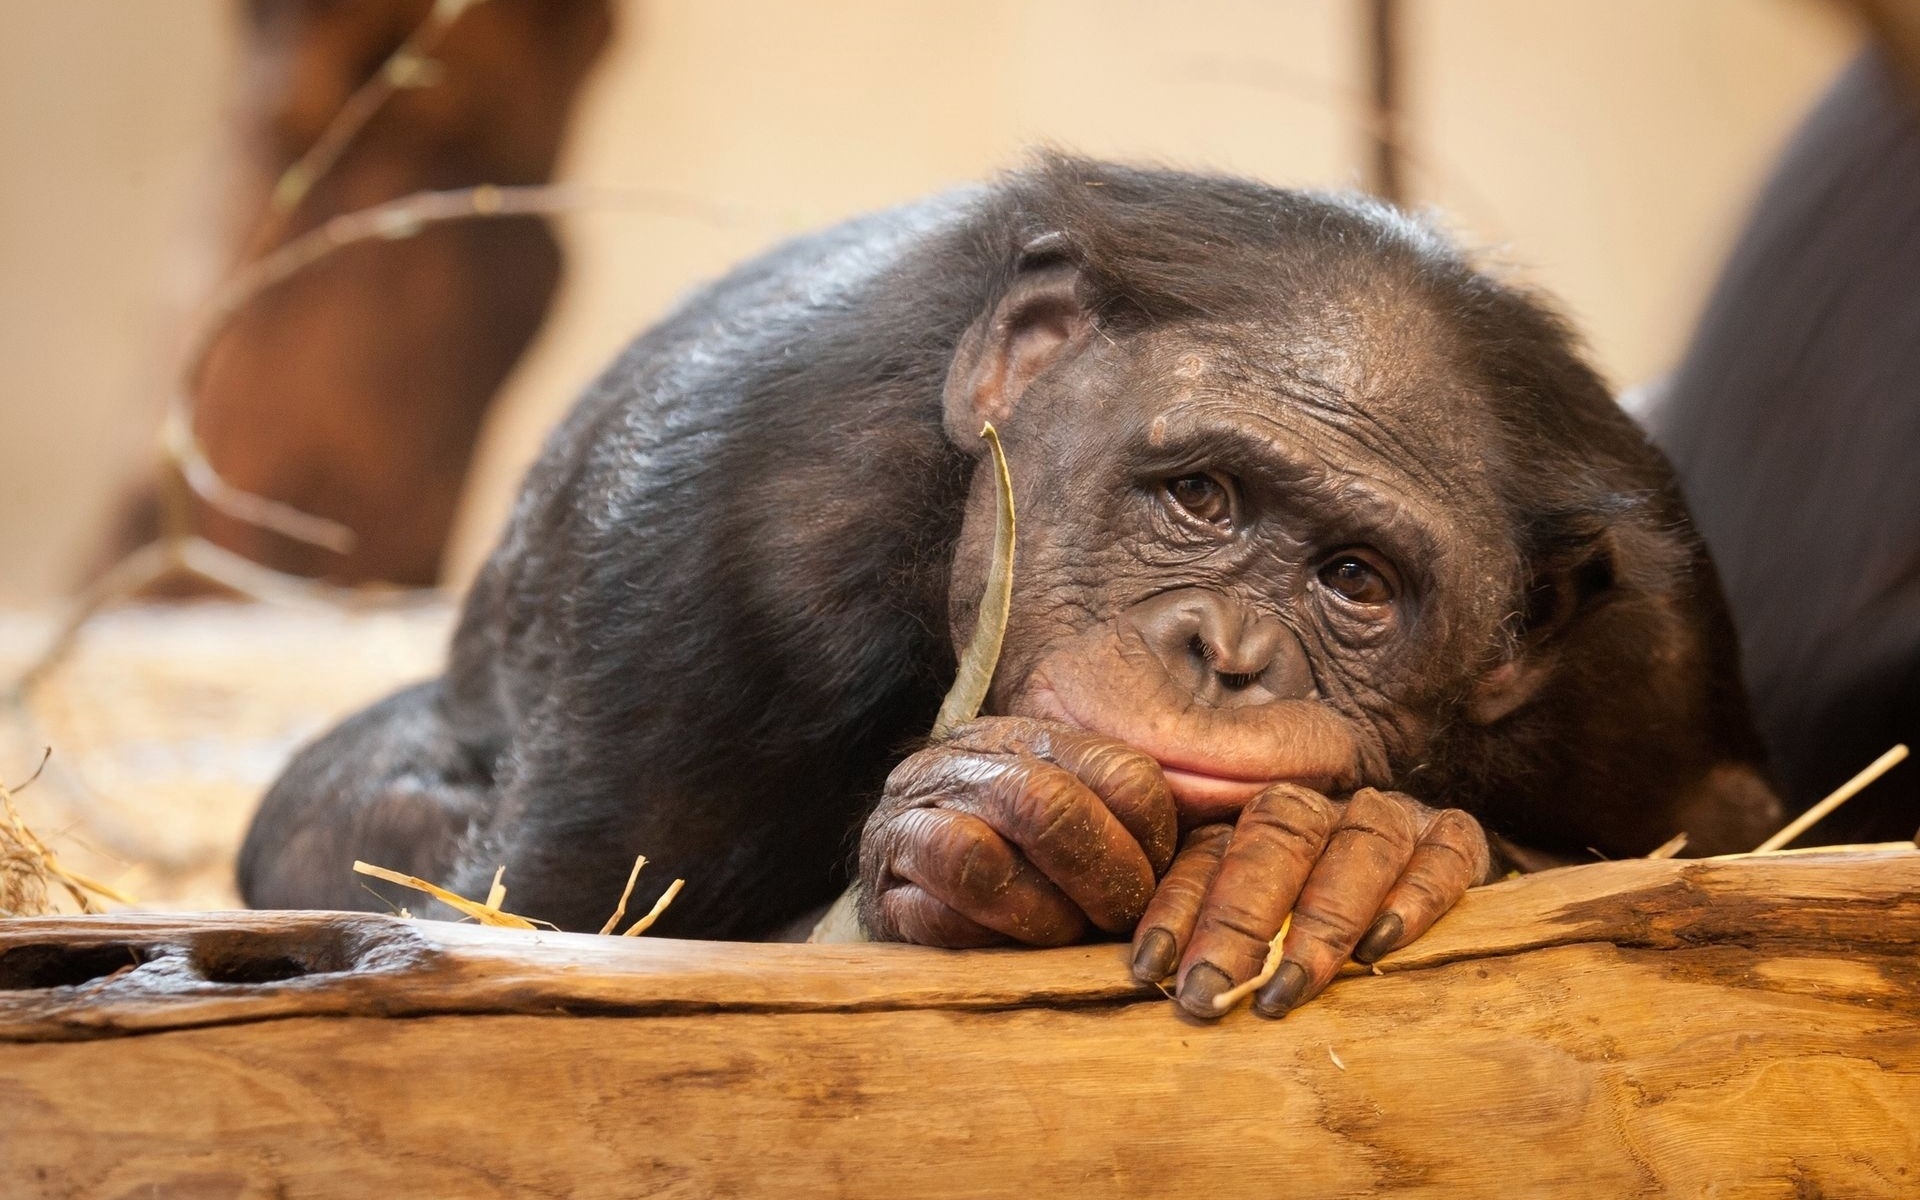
(0, 0), (1863, 601)
(2, 0), (1913, 913)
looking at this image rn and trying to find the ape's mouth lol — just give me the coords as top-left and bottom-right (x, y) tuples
(1017, 672), (1357, 825)
(1155, 765), (1330, 823)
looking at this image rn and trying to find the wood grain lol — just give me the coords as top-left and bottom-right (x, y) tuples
(1, 847), (1915, 1197)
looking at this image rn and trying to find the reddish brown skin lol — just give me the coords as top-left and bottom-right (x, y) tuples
(856, 262), (1512, 1017)
(855, 188), (1777, 1018)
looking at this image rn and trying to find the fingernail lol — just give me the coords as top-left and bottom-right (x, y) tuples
(1131, 928), (1177, 982)
(1253, 961), (1309, 1018)
(1177, 963), (1232, 1020)
(1352, 913), (1404, 965)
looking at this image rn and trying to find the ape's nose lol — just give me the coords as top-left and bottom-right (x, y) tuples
(1122, 588), (1315, 707)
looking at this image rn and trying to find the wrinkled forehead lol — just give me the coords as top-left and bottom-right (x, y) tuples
(1099, 318), (1520, 605)
(1125, 316), (1504, 514)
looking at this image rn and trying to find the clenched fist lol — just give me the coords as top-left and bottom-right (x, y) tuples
(858, 717), (1178, 946)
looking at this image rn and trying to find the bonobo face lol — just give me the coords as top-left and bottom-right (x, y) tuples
(947, 296), (1520, 828)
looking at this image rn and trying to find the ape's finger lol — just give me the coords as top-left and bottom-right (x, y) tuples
(934, 756), (1159, 934)
(1351, 806), (1492, 965)
(945, 719), (1177, 874)
(1037, 734), (1177, 875)
(1252, 787), (1417, 1017)
(1129, 823), (1232, 982)
(1175, 783), (1338, 1019)
(884, 806), (1088, 945)
(873, 882), (1007, 948)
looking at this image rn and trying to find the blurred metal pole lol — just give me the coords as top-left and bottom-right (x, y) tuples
(1365, 0), (1406, 205)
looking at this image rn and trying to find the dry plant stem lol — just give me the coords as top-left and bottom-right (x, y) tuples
(17, 184), (753, 700)
(250, 0), (475, 247)
(931, 422), (1016, 738)
(1, 755), (138, 916)
(1211, 912), (1294, 1013)
(178, 0), (486, 552)
(1754, 743), (1910, 853)
(350, 858), (680, 937)
(621, 878), (685, 937)
(351, 860), (548, 930)
(1647, 832), (1689, 860)
(599, 855), (648, 936)
(7, 537), (382, 701)
(169, 181), (757, 555)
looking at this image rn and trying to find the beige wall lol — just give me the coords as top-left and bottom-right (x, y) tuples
(0, 2), (236, 602)
(0, 0), (1861, 601)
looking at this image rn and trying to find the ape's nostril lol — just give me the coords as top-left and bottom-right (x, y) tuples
(1190, 634), (1263, 690)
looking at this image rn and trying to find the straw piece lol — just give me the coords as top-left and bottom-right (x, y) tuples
(1210, 912), (1294, 1013)
(1754, 744), (1909, 853)
(621, 878), (685, 937)
(931, 422), (1016, 739)
(599, 855), (648, 936)
(1, 753), (137, 916)
(1646, 832), (1688, 860)
(351, 861), (544, 929)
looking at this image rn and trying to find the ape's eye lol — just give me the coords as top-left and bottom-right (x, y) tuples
(1164, 473), (1235, 527)
(1318, 553), (1396, 606)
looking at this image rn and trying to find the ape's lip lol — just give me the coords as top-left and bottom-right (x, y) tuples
(1019, 680), (1345, 824)
(1156, 766), (1330, 824)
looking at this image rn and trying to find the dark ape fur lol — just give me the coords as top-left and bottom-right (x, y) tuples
(241, 154), (1772, 935)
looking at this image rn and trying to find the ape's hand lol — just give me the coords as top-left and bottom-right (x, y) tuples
(1129, 785), (1494, 1018)
(858, 717), (1179, 946)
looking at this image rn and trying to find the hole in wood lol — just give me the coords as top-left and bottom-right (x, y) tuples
(190, 929), (358, 985)
(0, 943), (149, 990)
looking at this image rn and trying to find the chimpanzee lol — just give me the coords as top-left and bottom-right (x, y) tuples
(239, 154), (1783, 1019)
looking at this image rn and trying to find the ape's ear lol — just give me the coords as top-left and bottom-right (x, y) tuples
(943, 235), (1091, 444)
(1465, 521), (1624, 726)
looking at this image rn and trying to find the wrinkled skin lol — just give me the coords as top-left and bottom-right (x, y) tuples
(242, 159), (1780, 1021)
(856, 294), (1518, 1016)
(857, 249), (1769, 1018)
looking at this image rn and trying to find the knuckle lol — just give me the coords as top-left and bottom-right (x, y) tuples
(1001, 762), (1087, 841)
(1197, 909), (1277, 947)
(1288, 906), (1360, 952)
(1345, 788), (1418, 840)
(1396, 870), (1454, 914)
(1151, 874), (1209, 909)
(1427, 809), (1494, 878)
(1370, 786), (1437, 816)
(881, 746), (963, 802)
(1418, 836), (1482, 887)
(1241, 787), (1338, 844)
(1192, 873), (1283, 932)
(1332, 816), (1411, 856)
(1268, 782), (1340, 822)
(942, 715), (1046, 757)
(897, 810), (1007, 897)
(1184, 823), (1235, 852)
(952, 834), (1009, 902)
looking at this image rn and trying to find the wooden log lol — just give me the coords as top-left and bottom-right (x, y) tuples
(2, 847), (1916, 1198)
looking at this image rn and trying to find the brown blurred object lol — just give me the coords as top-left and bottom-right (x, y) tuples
(1841, 0), (1920, 95)
(110, 0), (611, 586)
